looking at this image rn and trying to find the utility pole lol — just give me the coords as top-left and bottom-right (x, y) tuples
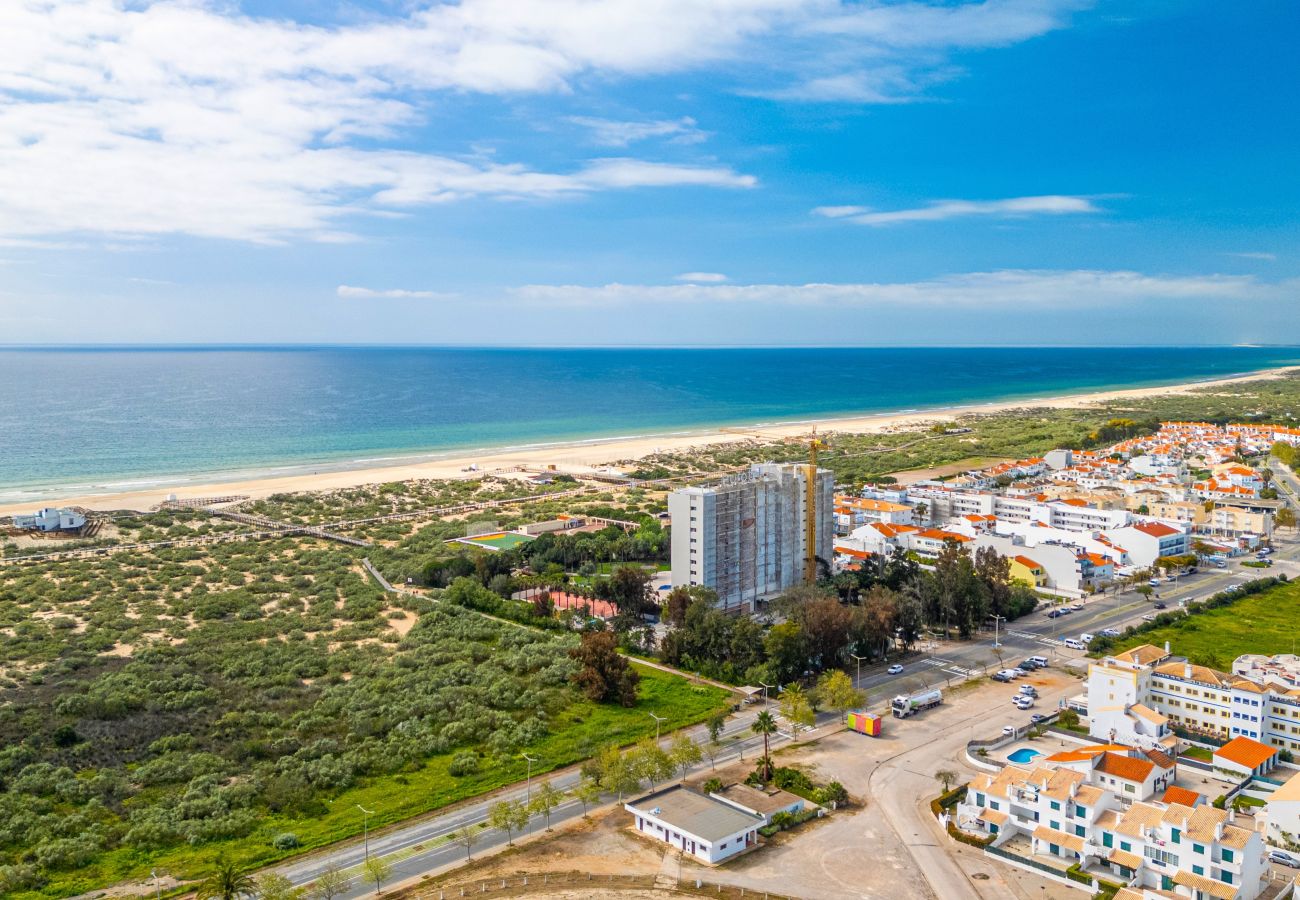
(850, 653), (866, 688)
(522, 753), (538, 803)
(649, 712), (666, 742)
(759, 681), (775, 711)
(991, 615), (1006, 651)
(357, 804), (374, 860)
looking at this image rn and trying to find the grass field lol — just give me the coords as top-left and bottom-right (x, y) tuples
(1109, 579), (1300, 670)
(34, 663), (731, 898)
(456, 532), (537, 550)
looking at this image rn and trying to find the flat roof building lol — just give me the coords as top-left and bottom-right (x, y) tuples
(625, 785), (764, 864)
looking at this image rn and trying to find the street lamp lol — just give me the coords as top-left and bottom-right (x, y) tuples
(649, 712), (666, 742)
(356, 804), (374, 860)
(151, 869), (161, 900)
(522, 753), (538, 803)
(759, 681), (775, 711)
(849, 653), (866, 688)
(991, 615), (1006, 650)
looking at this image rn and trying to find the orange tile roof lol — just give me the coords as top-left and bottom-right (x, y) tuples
(1215, 735), (1277, 769)
(1096, 752), (1155, 783)
(1161, 786), (1202, 807)
(1045, 744), (1129, 763)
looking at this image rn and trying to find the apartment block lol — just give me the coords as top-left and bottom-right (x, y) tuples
(669, 463), (833, 613)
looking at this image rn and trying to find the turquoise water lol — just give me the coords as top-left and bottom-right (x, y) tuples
(1, 346), (1296, 500)
(1007, 748), (1043, 764)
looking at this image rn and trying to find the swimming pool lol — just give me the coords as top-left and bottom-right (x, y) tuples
(1007, 748), (1042, 764)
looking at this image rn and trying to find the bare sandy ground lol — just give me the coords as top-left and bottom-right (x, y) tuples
(2, 365), (1294, 517)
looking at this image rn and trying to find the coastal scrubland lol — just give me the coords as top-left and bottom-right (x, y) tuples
(0, 534), (727, 897)
(2, 372), (1300, 895)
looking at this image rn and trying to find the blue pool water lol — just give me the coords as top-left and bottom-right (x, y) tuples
(1007, 748), (1043, 764)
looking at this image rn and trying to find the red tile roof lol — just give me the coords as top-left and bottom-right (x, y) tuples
(1161, 786), (1202, 807)
(1134, 522), (1179, 538)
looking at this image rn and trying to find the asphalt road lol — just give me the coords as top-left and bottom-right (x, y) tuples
(852, 530), (1300, 708)
(272, 707), (792, 898)
(274, 525), (1300, 897)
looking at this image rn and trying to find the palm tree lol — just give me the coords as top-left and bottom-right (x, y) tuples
(751, 711), (778, 782)
(195, 857), (256, 900)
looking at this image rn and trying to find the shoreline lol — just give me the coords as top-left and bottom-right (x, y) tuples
(2, 364), (1296, 517)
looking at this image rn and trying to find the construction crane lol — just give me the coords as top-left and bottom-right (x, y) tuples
(804, 432), (828, 585)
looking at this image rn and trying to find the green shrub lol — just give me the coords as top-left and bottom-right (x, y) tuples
(272, 832), (300, 850)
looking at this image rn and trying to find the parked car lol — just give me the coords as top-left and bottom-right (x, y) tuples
(1046, 609), (1064, 619)
(992, 672), (1012, 683)
(1141, 613), (1157, 621)
(1019, 685), (1039, 698)
(1063, 638), (1088, 650)
(1013, 667), (1032, 677)
(1019, 659), (1042, 670)
(1015, 697), (1035, 710)
(1080, 632), (1095, 644)
(1154, 602), (1167, 610)
(998, 669), (1021, 680)
(1099, 628), (1121, 638)
(1148, 578), (1161, 587)
(1029, 713), (1046, 725)
(1028, 655), (1049, 668)
(887, 664), (904, 675)
(1269, 850), (1300, 869)
(1070, 603), (1085, 611)
(1002, 725), (1016, 737)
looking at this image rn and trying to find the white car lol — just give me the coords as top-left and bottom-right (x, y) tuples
(1015, 697), (1035, 710)
(1080, 632), (1095, 643)
(1002, 725), (1016, 737)
(887, 664), (904, 675)
(1141, 613), (1157, 621)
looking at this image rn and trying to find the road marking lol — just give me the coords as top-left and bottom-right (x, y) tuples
(1009, 630), (1039, 639)
(1038, 637), (1064, 646)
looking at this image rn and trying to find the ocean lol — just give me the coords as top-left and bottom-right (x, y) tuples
(1, 346), (1297, 501)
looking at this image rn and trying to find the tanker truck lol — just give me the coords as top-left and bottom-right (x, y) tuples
(891, 688), (943, 718)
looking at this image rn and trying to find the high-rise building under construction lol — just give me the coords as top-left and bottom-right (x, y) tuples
(668, 463), (833, 613)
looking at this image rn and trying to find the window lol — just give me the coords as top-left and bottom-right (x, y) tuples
(1193, 865), (1204, 876)
(1220, 871), (1233, 884)
(1171, 828), (1180, 844)
(976, 793), (985, 806)
(1120, 841), (1131, 852)
(989, 801), (999, 810)
(1193, 844), (1205, 855)
(1102, 833), (1113, 848)
(1074, 825), (1085, 837)
(1050, 801), (1060, 811)
(1221, 848), (1234, 863)
(1050, 820), (1060, 831)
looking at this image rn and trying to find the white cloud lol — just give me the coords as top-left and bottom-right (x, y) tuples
(512, 270), (1268, 308)
(337, 285), (458, 300)
(567, 116), (707, 147)
(1225, 252), (1277, 261)
(674, 272), (729, 282)
(0, 0), (1087, 244)
(814, 195), (1101, 226)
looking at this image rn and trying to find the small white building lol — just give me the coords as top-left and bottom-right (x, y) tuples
(1212, 736), (1278, 780)
(710, 783), (806, 824)
(625, 785), (764, 864)
(1264, 769), (1300, 848)
(11, 507), (86, 532)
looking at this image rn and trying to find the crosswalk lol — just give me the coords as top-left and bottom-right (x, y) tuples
(1009, 629), (1065, 647)
(924, 657), (978, 677)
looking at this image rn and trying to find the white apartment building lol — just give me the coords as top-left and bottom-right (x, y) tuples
(959, 761), (1268, 898)
(1264, 769), (1300, 848)
(969, 533), (1112, 596)
(1233, 654), (1300, 689)
(669, 463), (833, 613)
(1087, 645), (1300, 757)
(1102, 522), (1192, 568)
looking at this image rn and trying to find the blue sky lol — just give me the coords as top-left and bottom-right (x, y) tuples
(1, 0), (1297, 346)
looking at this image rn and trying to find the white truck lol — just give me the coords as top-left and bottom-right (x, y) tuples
(891, 688), (943, 718)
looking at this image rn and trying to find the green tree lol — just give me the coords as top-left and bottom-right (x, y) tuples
(254, 874), (304, 900)
(361, 856), (392, 896)
(1277, 506), (1297, 530)
(935, 769), (959, 793)
(574, 777), (603, 816)
(668, 734), (703, 781)
(195, 857), (256, 900)
(815, 669), (864, 716)
(779, 682), (815, 729)
(308, 865), (350, 900)
(528, 782), (563, 831)
(632, 738), (674, 787)
(488, 800), (526, 845)
(751, 711), (778, 782)
(570, 629), (640, 706)
(454, 826), (479, 861)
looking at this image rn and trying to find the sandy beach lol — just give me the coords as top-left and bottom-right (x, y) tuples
(2, 365), (1295, 517)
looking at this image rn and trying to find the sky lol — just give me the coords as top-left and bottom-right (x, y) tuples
(1, 0), (1297, 346)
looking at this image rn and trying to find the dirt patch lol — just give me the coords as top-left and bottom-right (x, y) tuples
(103, 643), (134, 658)
(386, 610), (417, 637)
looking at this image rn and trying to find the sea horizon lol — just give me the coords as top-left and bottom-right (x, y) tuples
(2, 345), (1298, 503)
